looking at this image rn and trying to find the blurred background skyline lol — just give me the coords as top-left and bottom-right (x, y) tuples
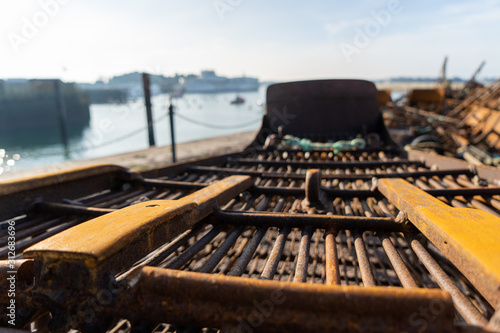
(1, 0), (499, 83)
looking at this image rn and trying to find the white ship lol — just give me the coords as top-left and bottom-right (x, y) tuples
(181, 70), (259, 93)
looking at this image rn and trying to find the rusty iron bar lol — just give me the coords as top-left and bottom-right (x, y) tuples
(197, 225), (245, 273)
(142, 179), (206, 190)
(255, 186), (378, 198)
(228, 227), (268, 277)
(440, 177), (500, 218)
(120, 267), (456, 332)
(353, 231), (377, 287)
(251, 185), (500, 200)
(224, 178), (278, 277)
(325, 229), (341, 285)
(259, 180), (299, 280)
(465, 198), (500, 218)
(79, 189), (134, 207)
(94, 188), (149, 208)
(379, 233), (418, 289)
(343, 199), (370, 288)
(187, 166), (474, 180)
(430, 177), (500, 216)
(85, 189), (144, 208)
(0, 217), (65, 241)
(252, 146), (399, 154)
(293, 226), (314, 283)
(322, 188), (379, 198)
(260, 226), (291, 280)
(415, 176), (475, 211)
(0, 216), (46, 235)
(227, 196), (286, 277)
(423, 187), (500, 197)
(213, 211), (402, 232)
(409, 237), (488, 326)
(116, 224), (206, 280)
(232, 158), (425, 169)
(163, 225), (223, 270)
(34, 201), (116, 217)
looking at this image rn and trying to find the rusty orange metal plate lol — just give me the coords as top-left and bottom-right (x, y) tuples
(122, 266), (456, 332)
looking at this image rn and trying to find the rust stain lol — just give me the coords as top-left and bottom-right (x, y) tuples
(121, 266), (456, 332)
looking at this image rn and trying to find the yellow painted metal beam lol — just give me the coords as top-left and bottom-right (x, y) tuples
(24, 175), (252, 275)
(378, 178), (500, 308)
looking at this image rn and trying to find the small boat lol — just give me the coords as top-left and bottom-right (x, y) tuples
(170, 87), (185, 99)
(230, 95), (245, 104)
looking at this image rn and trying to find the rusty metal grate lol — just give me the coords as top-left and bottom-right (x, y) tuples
(1, 80), (499, 332)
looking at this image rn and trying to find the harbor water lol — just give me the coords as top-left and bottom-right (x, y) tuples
(0, 85), (268, 175)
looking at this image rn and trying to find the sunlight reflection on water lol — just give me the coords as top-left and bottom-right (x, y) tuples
(0, 149), (21, 175)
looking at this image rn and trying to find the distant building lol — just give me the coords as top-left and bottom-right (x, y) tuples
(181, 70), (259, 93)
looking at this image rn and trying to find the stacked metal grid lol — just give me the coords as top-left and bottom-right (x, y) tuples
(1, 80), (499, 332)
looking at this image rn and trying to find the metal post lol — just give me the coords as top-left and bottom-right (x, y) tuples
(142, 73), (156, 147)
(169, 96), (177, 163)
(54, 79), (69, 158)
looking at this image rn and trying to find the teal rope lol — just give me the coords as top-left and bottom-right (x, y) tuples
(281, 135), (366, 154)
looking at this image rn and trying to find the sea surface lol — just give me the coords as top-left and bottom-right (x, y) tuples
(0, 85), (268, 175)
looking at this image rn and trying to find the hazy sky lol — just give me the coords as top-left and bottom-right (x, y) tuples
(1, 0), (499, 83)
